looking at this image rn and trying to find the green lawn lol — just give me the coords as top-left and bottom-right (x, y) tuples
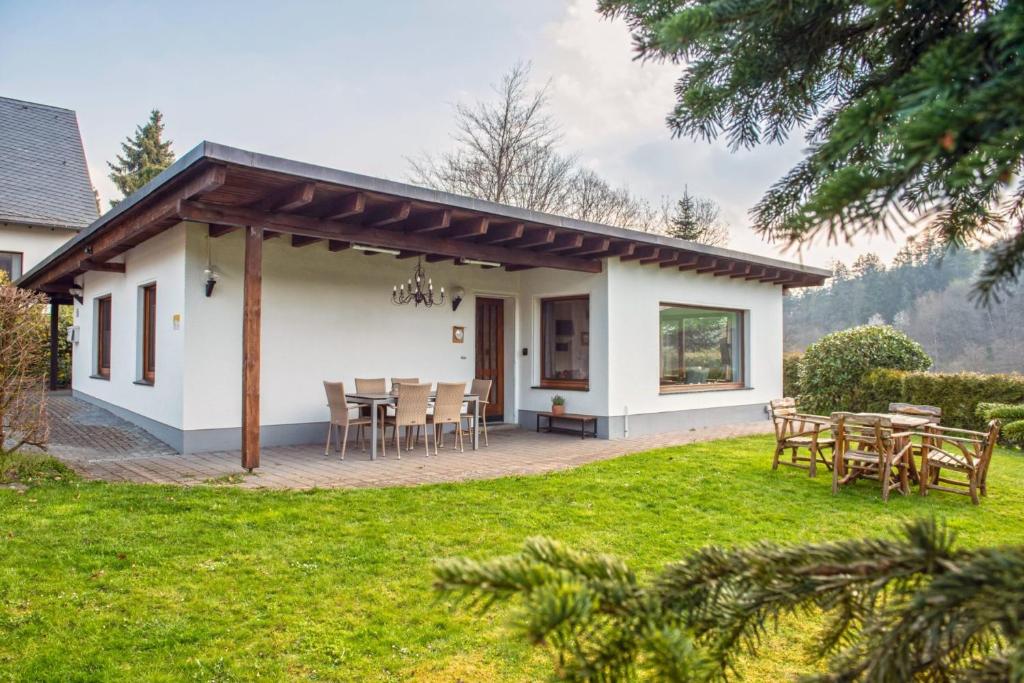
(2, 436), (1022, 682)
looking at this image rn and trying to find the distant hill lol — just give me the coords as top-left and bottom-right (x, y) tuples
(784, 241), (1023, 374)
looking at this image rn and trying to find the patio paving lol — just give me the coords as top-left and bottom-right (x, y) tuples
(44, 393), (772, 489)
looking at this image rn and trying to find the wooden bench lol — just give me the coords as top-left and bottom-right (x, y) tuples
(536, 412), (598, 439)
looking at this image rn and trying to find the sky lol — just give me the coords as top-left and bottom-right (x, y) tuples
(0, 0), (906, 270)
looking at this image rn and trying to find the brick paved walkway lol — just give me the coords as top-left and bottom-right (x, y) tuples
(44, 393), (772, 489)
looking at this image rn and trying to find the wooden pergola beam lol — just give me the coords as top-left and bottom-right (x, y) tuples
(511, 227), (555, 249)
(619, 245), (658, 262)
(363, 201), (411, 227)
(540, 233), (584, 253)
(254, 181), (316, 212)
(208, 223), (237, 238)
(291, 235), (321, 248)
(241, 225), (262, 471)
(177, 200), (603, 273)
(711, 261), (739, 276)
(729, 264), (753, 278)
(570, 238), (610, 258)
(405, 209), (451, 233)
(79, 259), (125, 273)
(321, 192), (366, 220)
(695, 257), (720, 273)
(743, 266), (767, 280)
(479, 222), (524, 244)
(447, 217), (489, 239)
(640, 249), (676, 265)
(661, 253), (698, 269)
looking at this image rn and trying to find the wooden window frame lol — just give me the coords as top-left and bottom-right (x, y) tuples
(658, 302), (746, 394)
(95, 295), (112, 379)
(0, 250), (24, 281)
(140, 284), (157, 384)
(539, 295), (590, 390)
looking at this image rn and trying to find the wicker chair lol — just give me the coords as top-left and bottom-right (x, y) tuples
(354, 377), (387, 423)
(429, 382), (467, 453)
(831, 412), (913, 501)
(917, 420), (1000, 505)
(323, 381), (371, 459)
(381, 382), (431, 459)
(461, 378), (493, 447)
(768, 397), (834, 477)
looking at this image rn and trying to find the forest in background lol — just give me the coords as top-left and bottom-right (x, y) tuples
(784, 238), (1024, 374)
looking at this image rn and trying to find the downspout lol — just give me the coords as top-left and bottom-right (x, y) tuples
(623, 405), (629, 439)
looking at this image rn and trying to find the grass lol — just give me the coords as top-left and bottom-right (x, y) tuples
(0, 450), (76, 486)
(1, 435), (1022, 681)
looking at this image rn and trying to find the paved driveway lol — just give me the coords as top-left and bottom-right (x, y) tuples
(43, 393), (771, 489)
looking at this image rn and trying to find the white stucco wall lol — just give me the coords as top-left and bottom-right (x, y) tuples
(606, 258), (783, 419)
(0, 222), (78, 276)
(71, 225), (187, 431)
(181, 223), (526, 431)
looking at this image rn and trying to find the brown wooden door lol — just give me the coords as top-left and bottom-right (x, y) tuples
(475, 297), (504, 421)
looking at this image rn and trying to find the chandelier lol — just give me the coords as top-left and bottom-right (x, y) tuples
(392, 257), (445, 307)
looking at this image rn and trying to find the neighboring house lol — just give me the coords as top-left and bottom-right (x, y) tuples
(0, 96), (98, 280)
(18, 142), (829, 465)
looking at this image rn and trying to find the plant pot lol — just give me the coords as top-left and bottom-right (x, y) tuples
(551, 404), (565, 416)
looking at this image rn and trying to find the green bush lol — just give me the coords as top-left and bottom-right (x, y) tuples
(799, 325), (931, 414)
(783, 352), (802, 398)
(979, 403), (1024, 442)
(855, 369), (1024, 438)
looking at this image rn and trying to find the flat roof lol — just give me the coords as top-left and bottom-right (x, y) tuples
(18, 141), (830, 290)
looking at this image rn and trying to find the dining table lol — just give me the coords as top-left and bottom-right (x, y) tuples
(344, 391), (482, 460)
(853, 412), (940, 483)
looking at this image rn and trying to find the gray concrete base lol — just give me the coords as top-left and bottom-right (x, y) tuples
(519, 403), (769, 440)
(72, 390), (329, 454)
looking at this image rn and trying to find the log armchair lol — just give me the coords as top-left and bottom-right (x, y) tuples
(831, 413), (914, 501)
(768, 398), (834, 477)
(917, 420), (1000, 505)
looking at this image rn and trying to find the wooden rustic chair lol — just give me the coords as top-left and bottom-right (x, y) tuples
(889, 402), (942, 423)
(768, 398), (834, 477)
(462, 378), (493, 446)
(323, 381), (370, 459)
(831, 413), (913, 501)
(917, 420), (1000, 505)
(381, 382), (431, 459)
(429, 382), (467, 453)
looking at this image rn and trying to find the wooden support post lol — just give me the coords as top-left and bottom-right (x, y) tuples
(49, 300), (59, 391)
(242, 225), (263, 471)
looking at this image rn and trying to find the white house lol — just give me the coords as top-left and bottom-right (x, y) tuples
(0, 96), (98, 281)
(18, 142), (828, 468)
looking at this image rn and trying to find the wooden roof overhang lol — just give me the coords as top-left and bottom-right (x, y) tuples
(17, 142), (830, 294)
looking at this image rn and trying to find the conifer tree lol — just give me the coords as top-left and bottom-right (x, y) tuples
(436, 520), (1024, 681)
(598, 0), (1024, 303)
(107, 110), (175, 206)
(667, 187), (729, 246)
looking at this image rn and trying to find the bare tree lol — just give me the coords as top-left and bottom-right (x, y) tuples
(567, 169), (660, 231)
(0, 276), (49, 452)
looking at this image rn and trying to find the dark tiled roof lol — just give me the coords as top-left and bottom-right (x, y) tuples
(0, 96), (98, 229)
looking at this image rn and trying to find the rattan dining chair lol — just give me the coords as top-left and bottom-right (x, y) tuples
(354, 377), (387, 422)
(381, 382), (431, 459)
(461, 378), (493, 446)
(831, 412), (913, 501)
(429, 382), (467, 453)
(917, 420), (1000, 505)
(323, 381), (371, 459)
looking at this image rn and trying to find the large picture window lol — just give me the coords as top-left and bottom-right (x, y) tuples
(541, 295), (589, 389)
(95, 296), (112, 379)
(140, 284), (157, 383)
(0, 251), (23, 281)
(660, 304), (744, 391)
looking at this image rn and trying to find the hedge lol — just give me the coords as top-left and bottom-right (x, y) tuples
(853, 369), (1024, 433)
(783, 352), (802, 398)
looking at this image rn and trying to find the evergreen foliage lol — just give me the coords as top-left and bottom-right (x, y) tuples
(799, 325), (931, 414)
(436, 520), (1024, 681)
(107, 110), (175, 206)
(667, 187), (729, 246)
(598, 0), (1024, 303)
(979, 402), (1024, 442)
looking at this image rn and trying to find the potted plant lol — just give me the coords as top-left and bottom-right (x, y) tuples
(551, 395), (566, 416)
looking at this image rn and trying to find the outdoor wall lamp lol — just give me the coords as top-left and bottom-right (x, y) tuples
(203, 266), (219, 297)
(450, 286), (466, 312)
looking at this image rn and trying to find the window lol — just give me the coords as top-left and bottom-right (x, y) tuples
(140, 284), (157, 383)
(96, 296), (112, 379)
(541, 296), (589, 388)
(660, 304), (744, 392)
(0, 251), (23, 281)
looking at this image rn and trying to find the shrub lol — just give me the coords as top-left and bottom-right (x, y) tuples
(856, 369), (1024, 437)
(0, 276), (50, 451)
(979, 403), (1024, 442)
(782, 352), (802, 398)
(799, 325), (931, 414)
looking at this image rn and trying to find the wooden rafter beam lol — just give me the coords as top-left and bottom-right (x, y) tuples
(328, 240), (350, 252)
(757, 269), (782, 282)
(79, 259), (125, 273)
(711, 261), (739, 276)
(568, 237), (610, 258)
(511, 227), (555, 249)
(263, 231), (284, 241)
(425, 254), (452, 263)
(640, 249), (676, 265)
(177, 200), (602, 273)
(253, 181), (316, 212)
(362, 201), (411, 227)
(447, 217), (489, 239)
(291, 235), (321, 248)
(743, 266), (767, 280)
(404, 209), (451, 233)
(620, 245), (658, 262)
(479, 222), (524, 244)
(321, 192), (366, 220)
(540, 233), (583, 253)
(729, 264), (753, 278)
(30, 164), (227, 288)
(598, 242), (635, 259)
(208, 223), (237, 238)
(695, 257), (720, 273)
(661, 253), (698, 269)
